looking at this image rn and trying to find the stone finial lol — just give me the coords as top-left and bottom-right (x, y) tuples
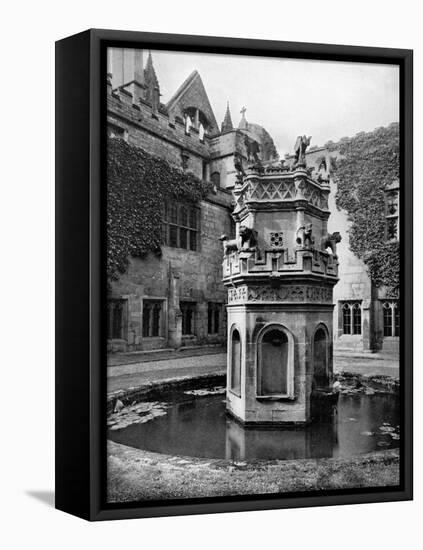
(238, 106), (248, 130)
(144, 50), (160, 110)
(221, 102), (234, 133)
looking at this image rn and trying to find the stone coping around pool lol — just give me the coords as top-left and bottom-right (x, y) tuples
(107, 440), (400, 503)
(107, 373), (226, 414)
(107, 371), (399, 415)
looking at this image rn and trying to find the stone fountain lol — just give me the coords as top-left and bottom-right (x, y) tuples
(221, 137), (340, 426)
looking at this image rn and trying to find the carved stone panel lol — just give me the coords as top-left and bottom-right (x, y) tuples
(270, 232), (284, 247)
(228, 286), (248, 304)
(227, 284), (333, 304)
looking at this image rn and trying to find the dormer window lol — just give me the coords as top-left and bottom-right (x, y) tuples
(184, 107), (210, 137)
(384, 179), (400, 242)
(185, 114), (193, 134)
(107, 123), (128, 141)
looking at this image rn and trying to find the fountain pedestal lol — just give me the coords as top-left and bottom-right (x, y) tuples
(222, 163), (340, 425)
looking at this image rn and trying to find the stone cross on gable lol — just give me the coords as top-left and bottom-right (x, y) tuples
(240, 106), (247, 116)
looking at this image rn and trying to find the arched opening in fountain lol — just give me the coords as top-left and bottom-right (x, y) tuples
(230, 327), (242, 396)
(313, 325), (329, 389)
(257, 325), (294, 398)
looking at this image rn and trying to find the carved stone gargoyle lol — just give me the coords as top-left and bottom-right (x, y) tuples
(321, 231), (342, 257)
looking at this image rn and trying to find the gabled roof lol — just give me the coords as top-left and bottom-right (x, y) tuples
(166, 71), (219, 133)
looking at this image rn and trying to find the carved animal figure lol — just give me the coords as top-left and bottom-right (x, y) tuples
(317, 156), (327, 172)
(303, 224), (314, 248)
(219, 234), (240, 255)
(239, 225), (258, 250)
(294, 135), (312, 165)
(219, 225), (258, 255)
(296, 223), (315, 248)
(233, 152), (245, 176)
(244, 136), (261, 164)
(321, 231), (342, 257)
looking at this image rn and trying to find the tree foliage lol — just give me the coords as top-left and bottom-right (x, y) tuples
(107, 138), (212, 281)
(333, 123), (400, 297)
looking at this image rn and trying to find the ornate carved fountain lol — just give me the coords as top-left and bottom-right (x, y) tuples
(221, 138), (340, 425)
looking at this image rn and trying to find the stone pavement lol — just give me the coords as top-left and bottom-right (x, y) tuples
(107, 346), (399, 394)
(107, 346), (225, 367)
(108, 352), (227, 393)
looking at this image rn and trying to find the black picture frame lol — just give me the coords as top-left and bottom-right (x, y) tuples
(55, 28), (413, 521)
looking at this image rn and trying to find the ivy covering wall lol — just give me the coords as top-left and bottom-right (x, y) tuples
(331, 123), (400, 297)
(107, 138), (212, 281)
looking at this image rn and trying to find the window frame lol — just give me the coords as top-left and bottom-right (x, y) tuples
(382, 300), (399, 337)
(107, 298), (128, 341)
(162, 202), (200, 252)
(207, 302), (222, 335)
(210, 171), (221, 188)
(384, 183), (400, 242)
(142, 298), (166, 339)
(341, 301), (362, 335)
(107, 122), (128, 141)
(180, 301), (197, 336)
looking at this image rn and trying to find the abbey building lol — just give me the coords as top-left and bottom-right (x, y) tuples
(106, 48), (399, 355)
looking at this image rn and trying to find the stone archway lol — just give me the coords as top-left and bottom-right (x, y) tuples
(256, 324), (294, 398)
(229, 326), (242, 396)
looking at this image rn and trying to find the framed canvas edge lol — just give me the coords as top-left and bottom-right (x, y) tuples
(56, 28), (413, 522)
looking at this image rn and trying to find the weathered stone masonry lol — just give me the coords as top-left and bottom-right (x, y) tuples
(106, 47), (399, 355)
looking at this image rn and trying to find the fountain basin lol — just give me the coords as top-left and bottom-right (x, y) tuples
(108, 385), (399, 461)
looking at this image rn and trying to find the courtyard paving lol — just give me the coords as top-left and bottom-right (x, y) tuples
(107, 346), (399, 394)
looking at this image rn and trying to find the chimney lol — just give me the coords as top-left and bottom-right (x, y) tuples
(134, 50), (144, 85)
(128, 49), (145, 103)
(106, 48), (113, 93)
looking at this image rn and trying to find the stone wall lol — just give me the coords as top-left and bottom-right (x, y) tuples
(305, 147), (398, 353)
(109, 198), (233, 351)
(327, 173), (373, 350)
(107, 93), (210, 180)
(107, 79), (238, 352)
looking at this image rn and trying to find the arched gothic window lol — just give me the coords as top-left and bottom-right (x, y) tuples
(185, 115), (192, 133)
(210, 172), (221, 188)
(383, 300), (399, 337)
(341, 302), (361, 335)
(342, 303), (351, 334)
(142, 300), (164, 337)
(352, 303), (362, 334)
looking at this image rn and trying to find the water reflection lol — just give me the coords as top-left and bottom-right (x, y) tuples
(108, 393), (399, 461)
